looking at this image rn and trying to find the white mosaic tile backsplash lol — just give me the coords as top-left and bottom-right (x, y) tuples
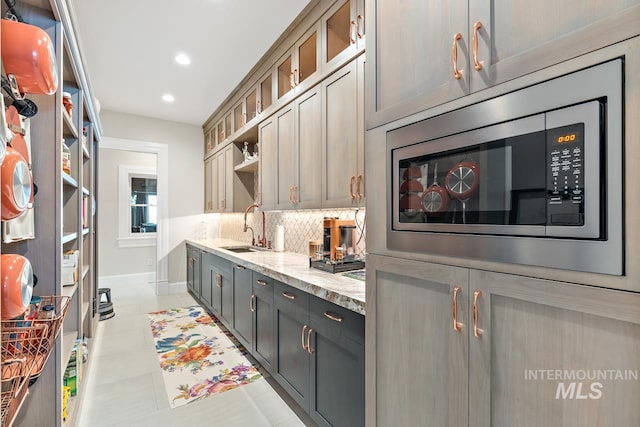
(204, 208), (366, 257)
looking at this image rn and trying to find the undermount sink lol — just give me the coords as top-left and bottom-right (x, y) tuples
(221, 246), (256, 253)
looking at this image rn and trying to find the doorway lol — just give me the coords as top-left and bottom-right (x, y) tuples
(98, 137), (169, 295)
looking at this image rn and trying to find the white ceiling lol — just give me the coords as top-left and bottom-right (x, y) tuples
(69, 0), (312, 126)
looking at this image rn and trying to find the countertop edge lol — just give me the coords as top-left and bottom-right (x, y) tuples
(185, 239), (366, 316)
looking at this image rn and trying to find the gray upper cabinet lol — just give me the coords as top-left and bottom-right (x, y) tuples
(469, 270), (640, 427)
(322, 55), (365, 208)
(366, 254), (469, 427)
(367, 0), (640, 129)
(275, 24), (321, 103)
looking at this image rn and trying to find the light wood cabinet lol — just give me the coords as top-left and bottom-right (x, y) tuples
(259, 71), (274, 115)
(274, 86), (322, 210)
(322, 55), (365, 208)
(366, 254), (469, 427)
(322, 0), (365, 73)
(367, 254), (640, 427)
(259, 117), (276, 210)
(366, 0), (640, 129)
(275, 24), (321, 101)
(204, 157), (213, 212)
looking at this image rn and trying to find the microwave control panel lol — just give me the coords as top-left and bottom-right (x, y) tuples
(546, 123), (585, 226)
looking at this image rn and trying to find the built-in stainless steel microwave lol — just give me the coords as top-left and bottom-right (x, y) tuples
(387, 59), (623, 275)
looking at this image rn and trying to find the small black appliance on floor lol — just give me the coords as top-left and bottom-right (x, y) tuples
(98, 288), (115, 320)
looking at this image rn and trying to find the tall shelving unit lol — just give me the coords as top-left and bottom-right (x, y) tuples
(0, 0), (101, 426)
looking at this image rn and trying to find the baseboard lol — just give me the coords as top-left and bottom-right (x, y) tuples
(98, 271), (156, 287)
(157, 279), (169, 295)
(169, 281), (187, 294)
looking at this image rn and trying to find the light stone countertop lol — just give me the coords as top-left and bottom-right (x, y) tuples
(185, 238), (366, 315)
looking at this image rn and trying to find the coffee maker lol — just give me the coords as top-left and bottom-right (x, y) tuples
(322, 217), (356, 262)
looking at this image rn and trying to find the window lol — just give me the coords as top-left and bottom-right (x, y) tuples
(118, 165), (157, 247)
(130, 176), (157, 233)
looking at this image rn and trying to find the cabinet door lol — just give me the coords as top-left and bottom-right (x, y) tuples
(259, 118), (276, 210)
(309, 297), (365, 427)
(200, 252), (214, 308)
(322, 60), (359, 208)
(323, 0), (364, 73)
(295, 86), (322, 209)
(469, 1), (640, 93)
(295, 25), (320, 89)
(258, 71), (273, 114)
(277, 52), (294, 100)
(192, 250), (201, 298)
(220, 263), (235, 327)
(223, 146), (233, 212)
(216, 153), (225, 211)
(273, 282), (311, 411)
(355, 54), (365, 206)
(210, 269), (222, 315)
(275, 105), (296, 210)
(210, 153), (220, 212)
(367, 0), (468, 129)
(204, 157), (213, 212)
(469, 270), (640, 427)
(186, 247), (195, 293)
(366, 254), (469, 427)
(232, 264), (253, 349)
(245, 88), (258, 124)
(252, 273), (275, 373)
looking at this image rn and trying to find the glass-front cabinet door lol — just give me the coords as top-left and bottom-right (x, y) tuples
(276, 25), (320, 101)
(323, 0), (365, 72)
(245, 88), (258, 124)
(233, 102), (244, 133)
(259, 72), (273, 114)
(217, 120), (225, 146)
(224, 113), (232, 142)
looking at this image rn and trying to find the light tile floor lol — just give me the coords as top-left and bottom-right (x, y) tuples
(77, 282), (309, 427)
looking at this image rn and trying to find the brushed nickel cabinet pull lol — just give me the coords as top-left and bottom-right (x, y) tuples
(473, 290), (483, 337)
(250, 294), (256, 312)
(301, 325), (308, 350)
(323, 311), (343, 323)
(307, 328), (315, 354)
(452, 286), (463, 332)
(256, 279), (268, 287)
(215, 273), (222, 288)
(452, 33), (463, 80)
(282, 291), (296, 300)
(472, 21), (483, 71)
(235, 265), (246, 270)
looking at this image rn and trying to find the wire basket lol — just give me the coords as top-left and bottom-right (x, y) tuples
(0, 295), (71, 425)
(1, 322), (49, 427)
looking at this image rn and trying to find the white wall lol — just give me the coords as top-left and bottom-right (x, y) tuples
(99, 110), (204, 285)
(98, 149), (157, 278)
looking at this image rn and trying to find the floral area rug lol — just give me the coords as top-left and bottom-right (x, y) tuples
(147, 305), (263, 408)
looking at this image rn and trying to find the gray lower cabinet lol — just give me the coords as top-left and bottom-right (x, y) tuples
(274, 282), (365, 427)
(199, 252), (232, 324)
(367, 253), (640, 427)
(232, 264), (253, 349)
(186, 245), (201, 298)
(308, 297), (365, 427)
(219, 259), (234, 325)
(274, 282), (311, 408)
(252, 272), (275, 373)
(200, 252), (214, 307)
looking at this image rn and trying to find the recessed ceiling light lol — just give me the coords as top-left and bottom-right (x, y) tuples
(162, 94), (175, 103)
(174, 53), (191, 66)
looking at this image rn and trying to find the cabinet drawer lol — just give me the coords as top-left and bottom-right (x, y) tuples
(310, 297), (364, 346)
(253, 272), (274, 300)
(275, 282), (310, 314)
